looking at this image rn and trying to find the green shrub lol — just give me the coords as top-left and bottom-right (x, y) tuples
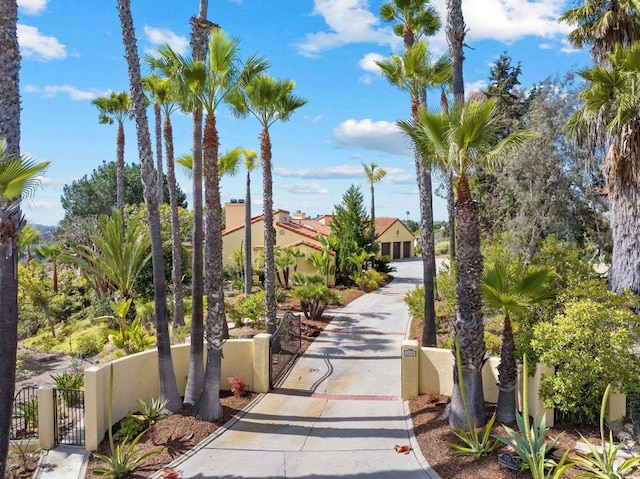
(532, 298), (640, 423)
(113, 413), (146, 443)
(108, 317), (155, 355)
(373, 256), (396, 273)
(231, 291), (266, 327)
(291, 272), (324, 286)
(404, 286), (425, 320)
(435, 261), (456, 318)
(531, 235), (592, 291)
(52, 371), (84, 407)
(291, 284), (340, 320)
(75, 330), (105, 357)
(484, 331), (501, 357)
(363, 269), (386, 287)
(435, 241), (449, 256)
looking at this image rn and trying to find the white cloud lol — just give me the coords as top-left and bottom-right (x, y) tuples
(431, 0), (571, 45)
(143, 26), (188, 55)
(17, 0), (48, 15)
(465, 80), (488, 97)
(276, 163), (404, 179)
(333, 119), (410, 156)
(296, 0), (395, 57)
(560, 38), (582, 54)
(359, 52), (384, 73)
(17, 24), (66, 61)
(23, 84), (102, 101)
(279, 182), (329, 194)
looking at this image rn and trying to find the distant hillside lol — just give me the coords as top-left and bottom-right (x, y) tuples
(33, 224), (57, 243)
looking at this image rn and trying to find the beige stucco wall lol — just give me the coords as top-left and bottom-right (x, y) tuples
(376, 222), (415, 259)
(404, 345), (626, 428)
(84, 338), (269, 451)
(222, 220), (265, 269)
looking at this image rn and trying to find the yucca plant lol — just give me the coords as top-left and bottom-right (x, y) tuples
(92, 365), (161, 478)
(449, 336), (501, 458)
(574, 384), (640, 478)
(493, 355), (574, 478)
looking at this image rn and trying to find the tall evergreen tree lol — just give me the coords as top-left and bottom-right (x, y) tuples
(330, 185), (370, 284)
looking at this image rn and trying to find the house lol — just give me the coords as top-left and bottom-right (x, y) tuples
(221, 201), (415, 282)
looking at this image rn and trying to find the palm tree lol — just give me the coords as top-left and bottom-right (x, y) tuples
(566, 44), (640, 295)
(559, 0), (640, 65)
(64, 211), (151, 300)
(91, 91), (133, 214)
(35, 243), (62, 293)
(164, 30), (268, 420)
(0, 142), (48, 476)
(399, 99), (534, 429)
(117, 0), (182, 412)
(480, 261), (553, 423)
(142, 71), (186, 328)
(379, 1), (446, 348)
(18, 223), (39, 266)
(228, 73), (307, 334)
(362, 162), (387, 245)
(560, 1), (640, 296)
(376, 41), (450, 346)
(241, 149), (259, 297)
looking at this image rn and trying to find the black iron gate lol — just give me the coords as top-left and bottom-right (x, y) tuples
(53, 388), (85, 446)
(11, 386), (38, 441)
(270, 310), (302, 388)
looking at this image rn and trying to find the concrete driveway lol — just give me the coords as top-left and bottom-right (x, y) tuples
(162, 258), (440, 479)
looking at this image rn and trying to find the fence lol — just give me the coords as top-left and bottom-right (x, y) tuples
(11, 386), (38, 442)
(270, 311), (302, 388)
(53, 388), (85, 446)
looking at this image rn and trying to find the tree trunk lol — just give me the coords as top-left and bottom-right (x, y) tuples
(607, 126), (640, 295)
(447, 170), (456, 261)
(153, 102), (164, 203)
(116, 121), (126, 214)
(0, 4), (21, 466)
(0, 246), (19, 478)
(244, 170), (252, 297)
(164, 116), (185, 327)
(183, 12), (212, 407)
(262, 128), (277, 334)
(193, 348), (223, 421)
(496, 314), (517, 423)
(117, 0), (181, 412)
(418, 160), (437, 347)
(370, 182), (376, 245)
(193, 112), (225, 421)
(449, 176), (486, 430)
(447, 0), (466, 104)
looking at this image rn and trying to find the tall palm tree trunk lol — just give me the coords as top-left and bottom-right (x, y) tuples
(496, 313), (517, 423)
(244, 170), (253, 297)
(447, 0), (466, 104)
(262, 128), (277, 334)
(449, 176), (486, 429)
(370, 182), (376, 244)
(447, 170), (456, 261)
(411, 91), (437, 346)
(164, 116), (185, 327)
(116, 121), (125, 213)
(183, 11), (211, 406)
(0, 244), (19, 476)
(607, 126), (640, 295)
(117, 0), (181, 412)
(193, 112), (224, 421)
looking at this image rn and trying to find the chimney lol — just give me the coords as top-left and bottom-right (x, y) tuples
(225, 199), (245, 231)
(292, 210), (306, 220)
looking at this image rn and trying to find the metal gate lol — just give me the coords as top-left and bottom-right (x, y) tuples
(270, 311), (302, 388)
(11, 386), (38, 441)
(53, 388), (85, 446)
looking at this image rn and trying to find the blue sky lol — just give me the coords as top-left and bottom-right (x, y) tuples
(16, 0), (590, 226)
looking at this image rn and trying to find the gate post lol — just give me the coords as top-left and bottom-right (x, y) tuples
(37, 385), (55, 450)
(253, 333), (271, 393)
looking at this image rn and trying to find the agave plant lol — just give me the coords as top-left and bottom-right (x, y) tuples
(574, 384), (640, 479)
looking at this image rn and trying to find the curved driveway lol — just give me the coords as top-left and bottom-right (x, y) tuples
(164, 258), (440, 479)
